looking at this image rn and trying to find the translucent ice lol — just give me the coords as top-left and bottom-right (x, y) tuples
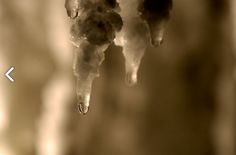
(65, 0), (80, 19)
(115, 18), (149, 86)
(147, 20), (166, 46)
(67, 0), (122, 114)
(138, 0), (173, 46)
(115, 0), (149, 86)
(73, 40), (109, 114)
(65, 0), (172, 114)
(114, 0), (172, 86)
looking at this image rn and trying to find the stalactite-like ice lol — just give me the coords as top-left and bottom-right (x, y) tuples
(138, 0), (173, 46)
(115, 0), (172, 85)
(66, 0), (122, 114)
(65, 0), (172, 114)
(73, 41), (109, 114)
(115, 0), (149, 86)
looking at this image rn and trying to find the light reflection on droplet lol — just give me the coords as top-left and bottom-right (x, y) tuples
(151, 36), (164, 47)
(125, 71), (137, 86)
(76, 90), (91, 115)
(78, 102), (90, 115)
(67, 10), (78, 19)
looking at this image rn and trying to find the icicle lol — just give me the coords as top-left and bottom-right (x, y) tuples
(73, 40), (109, 114)
(66, 0), (122, 114)
(115, 0), (149, 86)
(72, 47), (111, 115)
(115, 0), (172, 86)
(115, 19), (149, 86)
(138, 0), (172, 47)
(65, 0), (172, 114)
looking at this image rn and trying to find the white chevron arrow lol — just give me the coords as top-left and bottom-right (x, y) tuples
(5, 67), (14, 82)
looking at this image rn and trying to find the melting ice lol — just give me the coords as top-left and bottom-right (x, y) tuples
(65, 0), (172, 114)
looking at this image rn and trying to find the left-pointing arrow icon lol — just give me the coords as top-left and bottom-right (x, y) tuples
(5, 67), (15, 82)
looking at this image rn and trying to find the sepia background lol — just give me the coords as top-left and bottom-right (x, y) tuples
(0, 0), (235, 155)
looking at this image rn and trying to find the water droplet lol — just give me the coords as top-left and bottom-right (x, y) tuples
(65, 0), (80, 18)
(147, 20), (166, 47)
(78, 102), (90, 115)
(77, 94), (90, 115)
(151, 37), (164, 47)
(125, 71), (137, 86)
(67, 10), (78, 19)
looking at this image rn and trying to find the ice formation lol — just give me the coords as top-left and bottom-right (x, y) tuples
(65, 0), (172, 115)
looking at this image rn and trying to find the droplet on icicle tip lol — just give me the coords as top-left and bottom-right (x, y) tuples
(65, 0), (80, 19)
(125, 71), (137, 86)
(67, 10), (78, 19)
(78, 102), (90, 115)
(77, 94), (90, 115)
(151, 36), (164, 47)
(149, 25), (165, 47)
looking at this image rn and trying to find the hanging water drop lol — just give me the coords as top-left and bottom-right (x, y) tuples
(125, 69), (138, 86)
(65, 0), (80, 19)
(138, 0), (172, 46)
(77, 94), (90, 115)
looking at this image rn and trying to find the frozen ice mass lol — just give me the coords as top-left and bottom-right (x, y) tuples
(65, 0), (172, 114)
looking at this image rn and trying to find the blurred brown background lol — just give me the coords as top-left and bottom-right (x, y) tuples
(0, 0), (235, 155)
